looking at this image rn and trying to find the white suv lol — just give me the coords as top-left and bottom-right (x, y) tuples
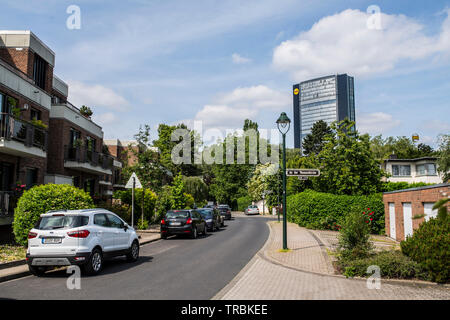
(26, 209), (140, 276)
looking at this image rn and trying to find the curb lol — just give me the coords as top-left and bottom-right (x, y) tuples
(0, 236), (161, 284)
(0, 259), (26, 270)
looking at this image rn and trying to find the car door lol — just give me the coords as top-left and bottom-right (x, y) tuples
(107, 214), (130, 251)
(192, 211), (202, 232)
(93, 213), (114, 252)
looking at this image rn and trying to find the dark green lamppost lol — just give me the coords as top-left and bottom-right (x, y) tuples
(276, 112), (291, 250)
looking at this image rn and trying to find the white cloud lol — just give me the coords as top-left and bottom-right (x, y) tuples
(422, 119), (450, 132)
(232, 53), (251, 64)
(185, 85), (290, 131)
(67, 81), (130, 112)
(273, 9), (450, 80)
(357, 112), (401, 135)
(92, 112), (118, 126)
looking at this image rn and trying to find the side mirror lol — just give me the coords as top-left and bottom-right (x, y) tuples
(123, 224), (129, 230)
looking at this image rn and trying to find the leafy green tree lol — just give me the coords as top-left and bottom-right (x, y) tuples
(302, 120), (332, 156)
(370, 135), (435, 160)
(153, 123), (201, 177)
(182, 176), (209, 204)
(313, 120), (384, 195)
(437, 134), (450, 182)
(171, 173), (187, 209)
(122, 125), (168, 192)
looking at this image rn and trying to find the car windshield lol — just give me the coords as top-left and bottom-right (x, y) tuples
(35, 215), (89, 230)
(165, 211), (190, 219)
(249, 205), (257, 208)
(197, 210), (213, 218)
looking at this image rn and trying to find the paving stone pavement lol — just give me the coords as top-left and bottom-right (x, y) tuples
(215, 220), (450, 300)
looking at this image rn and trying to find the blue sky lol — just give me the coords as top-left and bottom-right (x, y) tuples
(1, 0), (449, 147)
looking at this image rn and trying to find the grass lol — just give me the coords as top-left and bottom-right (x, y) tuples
(0, 245), (27, 263)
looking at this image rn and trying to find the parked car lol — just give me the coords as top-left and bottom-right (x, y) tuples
(245, 205), (260, 215)
(160, 210), (207, 239)
(26, 209), (140, 276)
(198, 208), (222, 231)
(217, 204), (232, 220)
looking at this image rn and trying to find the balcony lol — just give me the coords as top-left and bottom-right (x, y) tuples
(0, 113), (47, 158)
(64, 145), (113, 175)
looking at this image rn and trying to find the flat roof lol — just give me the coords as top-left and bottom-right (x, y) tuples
(383, 183), (449, 195)
(384, 156), (438, 162)
(293, 74), (352, 86)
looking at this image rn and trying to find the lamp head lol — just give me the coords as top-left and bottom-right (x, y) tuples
(276, 112), (291, 133)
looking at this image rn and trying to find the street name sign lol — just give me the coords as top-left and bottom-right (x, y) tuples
(286, 169), (321, 177)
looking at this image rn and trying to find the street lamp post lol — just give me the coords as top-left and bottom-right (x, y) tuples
(276, 112), (291, 250)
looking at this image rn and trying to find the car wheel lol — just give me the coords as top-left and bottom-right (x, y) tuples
(83, 248), (103, 275)
(203, 224), (207, 236)
(126, 240), (139, 262)
(28, 265), (47, 277)
(161, 232), (167, 239)
(191, 227), (198, 239)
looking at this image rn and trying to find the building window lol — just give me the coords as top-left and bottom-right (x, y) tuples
(25, 168), (38, 190)
(33, 54), (48, 90)
(416, 163), (437, 176)
(392, 165), (411, 176)
(73, 176), (80, 188)
(30, 108), (41, 121)
(70, 128), (81, 146)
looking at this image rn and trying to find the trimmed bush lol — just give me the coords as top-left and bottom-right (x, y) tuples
(287, 190), (385, 234)
(379, 181), (433, 193)
(237, 196), (253, 212)
(338, 250), (429, 280)
(401, 217), (450, 283)
(13, 184), (94, 246)
(338, 210), (373, 259)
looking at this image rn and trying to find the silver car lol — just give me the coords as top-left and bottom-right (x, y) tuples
(245, 205), (260, 215)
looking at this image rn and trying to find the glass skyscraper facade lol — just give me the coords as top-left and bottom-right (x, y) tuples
(293, 74), (356, 149)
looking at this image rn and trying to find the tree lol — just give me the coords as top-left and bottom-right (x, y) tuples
(369, 135), (435, 160)
(313, 120), (384, 195)
(171, 173), (187, 209)
(182, 176), (209, 204)
(437, 134), (450, 182)
(302, 120), (332, 156)
(152, 123), (201, 177)
(122, 125), (168, 192)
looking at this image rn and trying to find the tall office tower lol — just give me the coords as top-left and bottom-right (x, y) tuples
(293, 74), (355, 150)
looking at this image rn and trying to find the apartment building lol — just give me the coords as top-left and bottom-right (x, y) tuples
(0, 30), (122, 229)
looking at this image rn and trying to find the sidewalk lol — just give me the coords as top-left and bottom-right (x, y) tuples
(214, 221), (450, 300)
(0, 231), (160, 283)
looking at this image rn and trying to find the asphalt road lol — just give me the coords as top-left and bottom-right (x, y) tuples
(0, 215), (273, 300)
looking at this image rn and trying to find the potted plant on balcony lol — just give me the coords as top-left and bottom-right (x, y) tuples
(30, 119), (48, 130)
(80, 105), (93, 119)
(73, 138), (84, 148)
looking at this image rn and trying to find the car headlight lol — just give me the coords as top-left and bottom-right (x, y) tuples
(206, 219), (212, 223)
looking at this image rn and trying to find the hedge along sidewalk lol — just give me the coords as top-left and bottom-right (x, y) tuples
(0, 232), (161, 284)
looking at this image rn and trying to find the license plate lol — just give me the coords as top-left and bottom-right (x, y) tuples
(42, 237), (62, 244)
(170, 222), (181, 226)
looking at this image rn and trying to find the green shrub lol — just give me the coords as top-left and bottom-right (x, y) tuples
(114, 189), (157, 222)
(136, 219), (149, 230)
(13, 184), (94, 246)
(99, 201), (131, 223)
(286, 190), (385, 234)
(237, 196), (253, 212)
(380, 181), (433, 193)
(338, 210), (373, 259)
(338, 251), (429, 280)
(155, 186), (173, 222)
(401, 217), (450, 283)
(184, 193), (195, 209)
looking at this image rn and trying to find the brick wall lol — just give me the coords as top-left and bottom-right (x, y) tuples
(383, 185), (450, 241)
(0, 47), (53, 96)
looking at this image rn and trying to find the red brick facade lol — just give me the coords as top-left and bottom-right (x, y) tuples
(383, 184), (450, 241)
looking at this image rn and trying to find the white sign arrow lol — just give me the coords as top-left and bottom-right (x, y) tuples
(125, 172), (142, 189)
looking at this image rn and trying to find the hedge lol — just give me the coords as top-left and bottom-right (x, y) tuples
(286, 190), (385, 234)
(13, 184), (94, 246)
(379, 181), (433, 193)
(401, 217), (450, 283)
(237, 196), (253, 212)
(114, 189), (157, 221)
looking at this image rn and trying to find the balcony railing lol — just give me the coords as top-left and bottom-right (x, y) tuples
(0, 191), (15, 217)
(64, 145), (113, 170)
(0, 113), (48, 151)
